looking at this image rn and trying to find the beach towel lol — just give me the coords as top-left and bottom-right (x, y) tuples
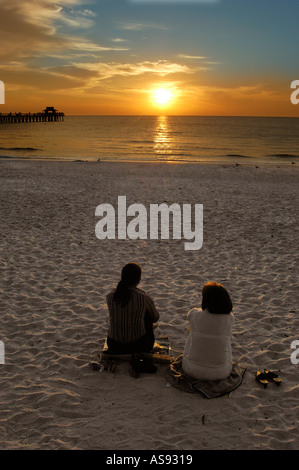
(166, 354), (246, 399)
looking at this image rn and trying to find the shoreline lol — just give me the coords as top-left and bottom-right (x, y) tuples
(0, 155), (298, 168)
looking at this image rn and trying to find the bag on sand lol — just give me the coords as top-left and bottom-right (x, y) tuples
(130, 353), (157, 377)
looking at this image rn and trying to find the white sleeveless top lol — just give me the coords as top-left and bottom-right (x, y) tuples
(182, 308), (234, 381)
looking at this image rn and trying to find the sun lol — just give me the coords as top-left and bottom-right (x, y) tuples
(152, 88), (173, 106)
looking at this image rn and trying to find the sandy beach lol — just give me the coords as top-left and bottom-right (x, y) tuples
(0, 158), (298, 450)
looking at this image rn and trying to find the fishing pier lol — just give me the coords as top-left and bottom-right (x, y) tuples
(0, 107), (65, 124)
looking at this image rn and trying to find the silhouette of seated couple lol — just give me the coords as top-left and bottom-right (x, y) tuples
(106, 262), (234, 382)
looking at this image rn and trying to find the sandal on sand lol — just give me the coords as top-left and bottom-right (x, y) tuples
(264, 369), (282, 386)
(256, 370), (269, 388)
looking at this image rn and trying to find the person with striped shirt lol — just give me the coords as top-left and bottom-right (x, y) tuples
(106, 263), (159, 354)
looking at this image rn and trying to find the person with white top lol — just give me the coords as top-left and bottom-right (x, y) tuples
(182, 281), (234, 381)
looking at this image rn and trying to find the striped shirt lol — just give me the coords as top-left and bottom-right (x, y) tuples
(106, 287), (159, 344)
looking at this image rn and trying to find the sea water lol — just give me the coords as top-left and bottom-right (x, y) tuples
(0, 115), (298, 164)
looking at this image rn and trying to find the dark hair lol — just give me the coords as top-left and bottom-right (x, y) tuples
(201, 281), (232, 314)
(113, 263), (142, 306)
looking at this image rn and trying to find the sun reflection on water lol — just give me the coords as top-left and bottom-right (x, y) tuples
(153, 115), (174, 159)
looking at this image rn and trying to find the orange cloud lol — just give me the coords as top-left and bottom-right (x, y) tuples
(0, 0), (126, 62)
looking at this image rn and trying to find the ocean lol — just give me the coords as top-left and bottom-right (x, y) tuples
(0, 115), (298, 164)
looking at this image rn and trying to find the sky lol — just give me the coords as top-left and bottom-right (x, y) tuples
(0, 0), (299, 115)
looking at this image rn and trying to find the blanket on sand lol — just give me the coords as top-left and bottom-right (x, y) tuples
(166, 354), (246, 399)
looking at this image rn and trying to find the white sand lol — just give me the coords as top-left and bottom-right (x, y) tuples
(0, 159), (298, 450)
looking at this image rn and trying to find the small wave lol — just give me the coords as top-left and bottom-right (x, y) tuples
(225, 154), (252, 158)
(128, 140), (154, 144)
(171, 153), (193, 157)
(0, 154), (31, 159)
(271, 153), (299, 158)
(0, 147), (40, 151)
(200, 147), (218, 150)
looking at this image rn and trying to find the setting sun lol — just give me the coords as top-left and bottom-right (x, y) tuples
(152, 88), (173, 106)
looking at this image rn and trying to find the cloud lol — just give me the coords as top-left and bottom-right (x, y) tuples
(0, 0), (125, 62)
(0, 57), (194, 97)
(178, 54), (207, 60)
(72, 59), (193, 81)
(118, 21), (168, 31)
(177, 54), (221, 71)
(182, 83), (281, 104)
(111, 38), (129, 43)
(72, 9), (97, 18)
(7, 0), (90, 31)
